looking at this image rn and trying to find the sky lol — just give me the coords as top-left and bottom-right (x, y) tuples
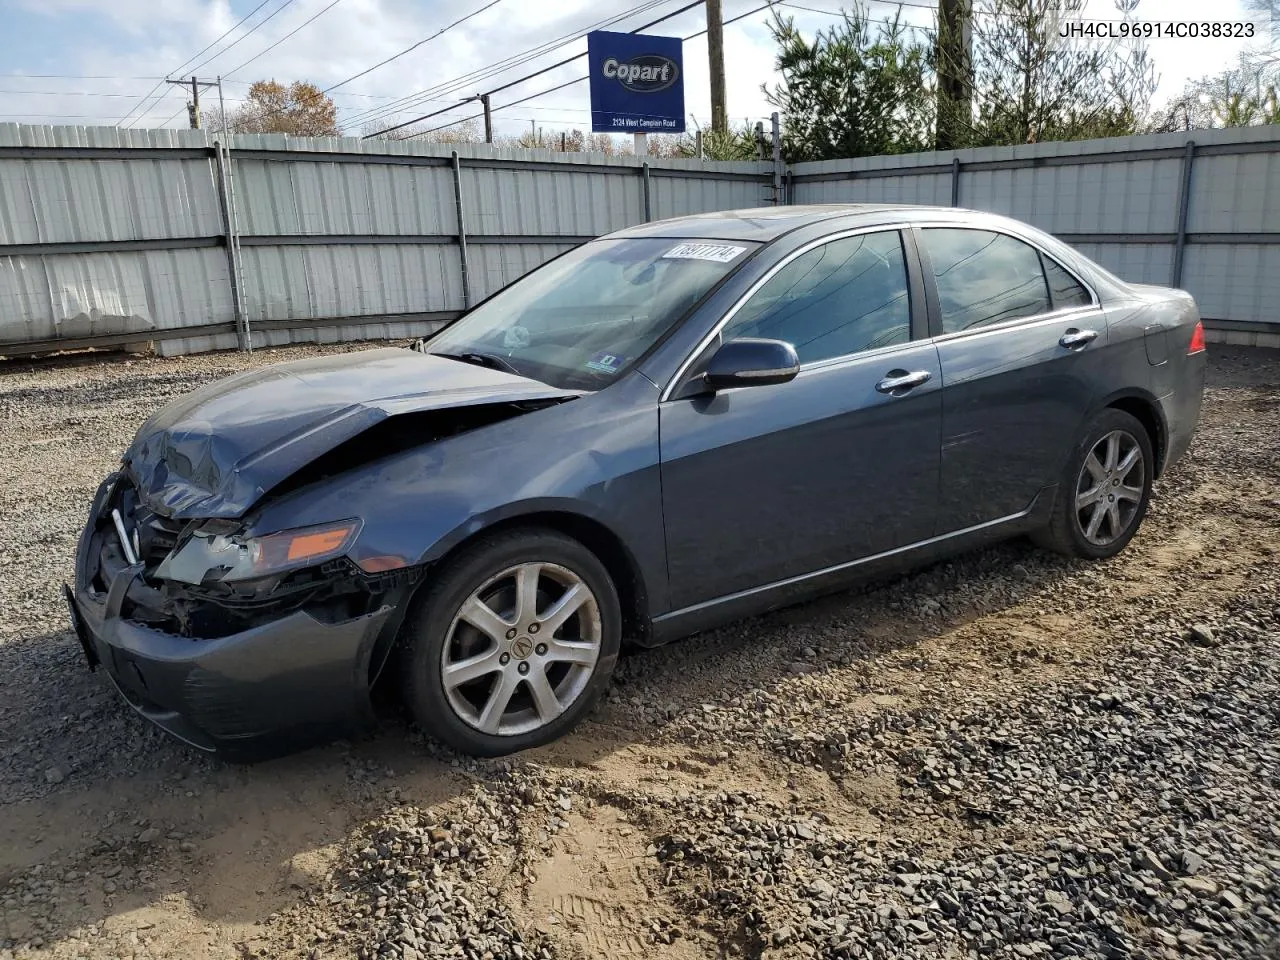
(0, 0), (1273, 139)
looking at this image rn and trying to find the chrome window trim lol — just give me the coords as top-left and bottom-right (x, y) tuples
(928, 303), (1104, 345)
(911, 221), (1102, 338)
(659, 223), (914, 403)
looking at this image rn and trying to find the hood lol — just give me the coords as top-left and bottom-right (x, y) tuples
(126, 348), (580, 519)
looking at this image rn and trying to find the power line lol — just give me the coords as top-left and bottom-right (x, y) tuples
(403, 0), (782, 140)
(325, 0), (508, 97)
(779, 1), (930, 29)
(154, 0), (350, 128)
(1, 74), (169, 81)
(115, 0), (279, 128)
(182, 0), (302, 77)
(360, 0), (706, 138)
(221, 0), (348, 78)
(195, 0), (511, 132)
(137, 0), (308, 129)
(344, 0), (681, 131)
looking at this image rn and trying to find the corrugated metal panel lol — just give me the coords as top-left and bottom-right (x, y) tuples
(238, 244), (461, 321)
(233, 157), (456, 237)
(1187, 150), (1280, 234)
(0, 248), (231, 343)
(651, 176), (766, 220)
(1182, 244), (1280, 323)
(154, 318), (449, 357)
(1070, 242), (1173, 288)
(469, 242), (579, 302)
(463, 165), (641, 237)
(7, 122), (1280, 356)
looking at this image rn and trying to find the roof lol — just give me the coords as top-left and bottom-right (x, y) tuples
(610, 204), (963, 242)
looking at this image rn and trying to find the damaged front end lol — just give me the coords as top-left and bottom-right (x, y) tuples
(68, 472), (418, 758)
(66, 347), (585, 758)
(97, 481), (412, 641)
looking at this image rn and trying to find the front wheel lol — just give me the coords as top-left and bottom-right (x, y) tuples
(1033, 408), (1154, 559)
(401, 528), (621, 756)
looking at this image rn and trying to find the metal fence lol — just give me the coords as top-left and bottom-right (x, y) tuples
(0, 125), (772, 357)
(789, 124), (1280, 348)
(3, 122), (1279, 357)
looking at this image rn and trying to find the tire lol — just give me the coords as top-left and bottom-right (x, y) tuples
(401, 528), (621, 757)
(1033, 408), (1154, 560)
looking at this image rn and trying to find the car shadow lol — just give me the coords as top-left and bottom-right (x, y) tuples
(0, 534), (1081, 952)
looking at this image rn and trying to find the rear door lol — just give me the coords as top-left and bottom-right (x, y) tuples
(917, 226), (1108, 533)
(658, 228), (943, 610)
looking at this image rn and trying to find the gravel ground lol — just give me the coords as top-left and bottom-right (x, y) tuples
(0, 342), (1277, 960)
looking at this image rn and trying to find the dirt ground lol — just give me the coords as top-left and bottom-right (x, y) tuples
(1, 342), (1277, 960)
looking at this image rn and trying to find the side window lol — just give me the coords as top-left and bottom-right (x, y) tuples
(721, 231), (911, 364)
(923, 229), (1050, 333)
(1042, 254), (1092, 310)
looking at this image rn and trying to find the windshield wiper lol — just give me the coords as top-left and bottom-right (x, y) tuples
(432, 351), (523, 376)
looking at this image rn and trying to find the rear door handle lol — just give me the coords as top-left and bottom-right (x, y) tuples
(1059, 328), (1098, 349)
(876, 369), (932, 394)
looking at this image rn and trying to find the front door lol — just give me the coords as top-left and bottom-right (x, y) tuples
(658, 229), (943, 611)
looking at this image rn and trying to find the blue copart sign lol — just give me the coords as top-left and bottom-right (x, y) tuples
(588, 30), (686, 134)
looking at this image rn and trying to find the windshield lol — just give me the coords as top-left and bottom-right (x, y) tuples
(427, 236), (758, 390)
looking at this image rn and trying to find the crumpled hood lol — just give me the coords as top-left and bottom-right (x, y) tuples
(125, 348), (579, 519)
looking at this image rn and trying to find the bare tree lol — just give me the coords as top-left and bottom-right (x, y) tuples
(228, 81), (340, 137)
(1147, 52), (1280, 132)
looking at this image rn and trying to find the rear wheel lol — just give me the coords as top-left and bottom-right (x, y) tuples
(1033, 408), (1153, 559)
(401, 529), (621, 756)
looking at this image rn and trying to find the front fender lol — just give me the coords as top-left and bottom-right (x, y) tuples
(248, 373), (670, 612)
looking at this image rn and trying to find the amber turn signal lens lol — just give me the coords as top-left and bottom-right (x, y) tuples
(253, 520), (362, 575)
(286, 526), (356, 561)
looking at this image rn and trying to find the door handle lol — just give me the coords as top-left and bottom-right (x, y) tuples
(1059, 328), (1098, 349)
(875, 369), (932, 394)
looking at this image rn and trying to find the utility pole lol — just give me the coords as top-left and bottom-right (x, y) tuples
(165, 76), (219, 130)
(481, 93), (492, 143)
(706, 0), (728, 137)
(936, 0), (972, 151)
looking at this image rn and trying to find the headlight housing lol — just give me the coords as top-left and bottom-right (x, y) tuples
(155, 519), (362, 585)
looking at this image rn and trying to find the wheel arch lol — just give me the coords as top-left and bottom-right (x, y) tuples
(1096, 388), (1169, 477)
(417, 507), (652, 645)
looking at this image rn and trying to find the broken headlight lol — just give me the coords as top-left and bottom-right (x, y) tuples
(155, 519), (363, 585)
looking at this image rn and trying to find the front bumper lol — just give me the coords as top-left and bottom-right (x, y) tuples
(67, 474), (397, 760)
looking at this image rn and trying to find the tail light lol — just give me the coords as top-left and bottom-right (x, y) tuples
(1188, 320), (1206, 355)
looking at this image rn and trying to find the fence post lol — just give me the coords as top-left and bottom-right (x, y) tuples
(786, 169), (794, 205)
(212, 140), (249, 351)
(451, 151), (471, 309)
(641, 161), (652, 222)
(951, 156), (961, 207)
(1171, 139), (1196, 289)
(771, 112), (783, 205)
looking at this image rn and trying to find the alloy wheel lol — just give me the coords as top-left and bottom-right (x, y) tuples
(440, 562), (602, 737)
(1074, 429), (1145, 547)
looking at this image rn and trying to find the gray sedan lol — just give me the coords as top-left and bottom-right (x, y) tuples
(66, 204), (1206, 759)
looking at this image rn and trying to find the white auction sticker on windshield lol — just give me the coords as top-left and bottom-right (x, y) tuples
(662, 242), (747, 263)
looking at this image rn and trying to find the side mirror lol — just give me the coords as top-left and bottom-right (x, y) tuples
(703, 338), (800, 391)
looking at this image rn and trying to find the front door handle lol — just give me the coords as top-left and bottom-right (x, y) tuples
(1059, 328), (1098, 349)
(876, 369), (932, 394)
